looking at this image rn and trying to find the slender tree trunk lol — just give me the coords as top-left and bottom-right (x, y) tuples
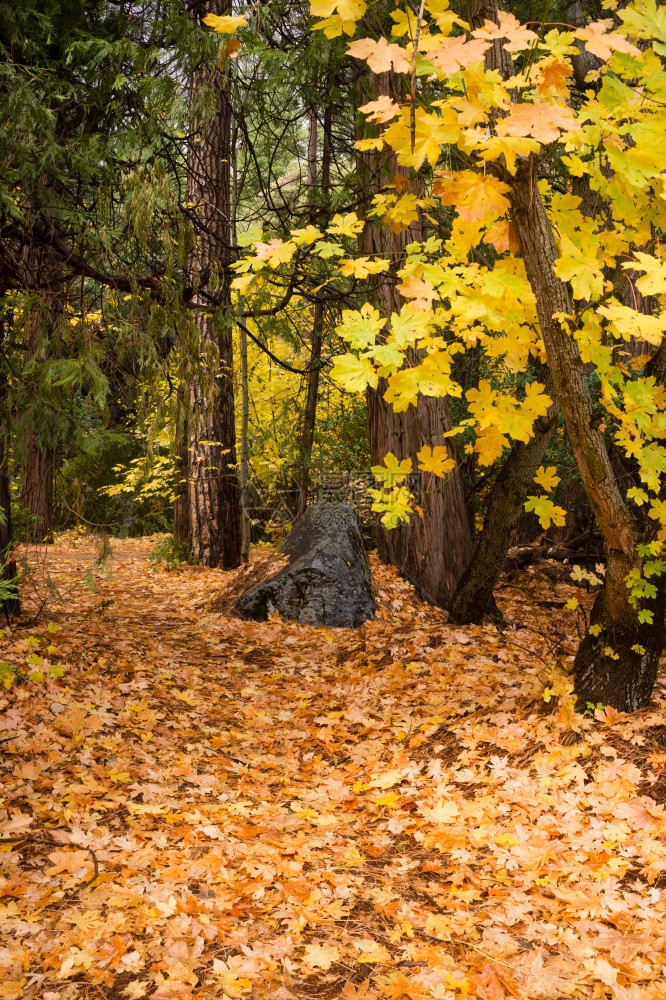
(293, 107), (332, 519)
(0, 326), (18, 618)
(184, 0), (241, 568)
(173, 388), (189, 545)
(450, 374), (558, 623)
(357, 69), (473, 606)
(239, 319), (251, 562)
(0, 437), (18, 619)
(295, 305), (323, 518)
(509, 156), (661, 711)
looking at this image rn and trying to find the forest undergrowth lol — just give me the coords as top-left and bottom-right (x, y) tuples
(1, 538), (666, 1000)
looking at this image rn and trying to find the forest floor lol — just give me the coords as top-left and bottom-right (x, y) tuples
(1, 537), (666, 1000)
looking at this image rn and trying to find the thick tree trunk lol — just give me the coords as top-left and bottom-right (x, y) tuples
(184, 0), (241, 568)
(449, 377), (557, 623)
(20, 242), (62, 543)
(508, 157), (659, 711)
(22, 438), (55, 543)
(367, 386), (473, 606)
(357, 70), (473, 606)
(573, 570), (665, 712)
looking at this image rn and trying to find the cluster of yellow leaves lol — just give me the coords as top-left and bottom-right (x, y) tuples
(525, 466), (567, 530)
(2, 538), (666, 999)
(235, 0), (666, 557)
(449, 380), (553, 466)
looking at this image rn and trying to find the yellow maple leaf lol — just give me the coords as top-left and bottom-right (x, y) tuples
(625, 252), (666, 295)
(395, 274), (438, 306)
(576, 20), (641, 60)
(416, 445), (456, 477)
(302, 942), (341, 970)
(202, 13), (248, 33)
(384, 107), (459, 169)
(476, 134), (541, 175)
(371, 452), (413, 484)
(484, 219), (519, 253)
(354, 137), (385, 152)
(310, 0), (366, 36)
(375, 791), (401, 807)
(435, 171), (511, 225)
(254, 238), (296, 268)
(525, 495), (567, 528)
(474, 424), (509, 465)
(425, 35), (491, 74)
(359, 96), (402, 123)
(533, 465), (561, 492)
(326, 212), (365, 237)
(354, 938), (392, 963)
(472, 11), (538, 51)
(330, 354), (378, 392)
(499, 101), (579, 144)
(347, 37), (411, 74)
(554, 233), (604, 300)
(338, 256), (390, 279)
(291, 224), (324, 244)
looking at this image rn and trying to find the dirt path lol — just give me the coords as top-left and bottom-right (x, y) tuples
(1, 537), (665, 1000)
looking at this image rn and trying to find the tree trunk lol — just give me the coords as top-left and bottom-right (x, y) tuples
(367, 386), (473, 606)
(294, 304), (323, 519)
(173, 388), (189, 545)
(573, 578), (665, 712)
(449, 375), (557, 623)
(508, 156), (660, 711)
(0, 328), (19, 618)
(0, 438), (18, 619)
(357, 69), (473, 606)
(292, 106), (332, 519)
(20, 242), (62, 543)
(239, 318), (251, 562)
(184, 0), (241, 568)
(22, 438), (55, 543)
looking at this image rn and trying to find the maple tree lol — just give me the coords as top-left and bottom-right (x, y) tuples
(232, 0), (666, 711)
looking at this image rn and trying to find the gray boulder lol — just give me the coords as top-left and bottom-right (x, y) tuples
(236, 502), (375, 627)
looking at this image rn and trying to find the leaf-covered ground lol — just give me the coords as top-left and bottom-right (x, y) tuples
(1, 537), (666, 1000)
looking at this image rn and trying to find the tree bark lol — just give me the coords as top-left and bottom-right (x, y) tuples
(450, 374), (558, 623)
(184, 0), (241, 568)
(22, 438), (55, 543)
(173, 387), (189, 546)
(20, 241), (62, 543)
(292, 106), (332, 519)
(294, 304), (323, 518)
(0, 328), (19, 618)
(508, 156), (661, 711)
(357, 69), (473, 606)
